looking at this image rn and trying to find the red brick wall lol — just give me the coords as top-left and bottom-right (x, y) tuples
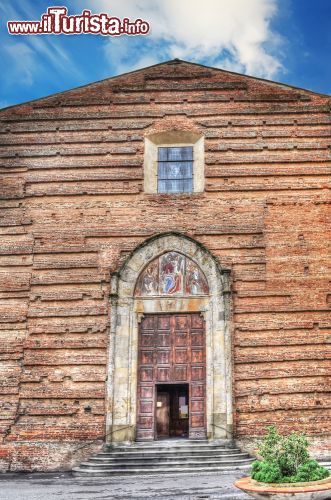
(0, 60), (330, 470)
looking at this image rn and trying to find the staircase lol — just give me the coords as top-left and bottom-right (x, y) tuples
(72, 439), (254, 476)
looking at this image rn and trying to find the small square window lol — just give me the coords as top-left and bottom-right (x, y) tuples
(157, 146), (193, 193)
(143, 131), (204, 194)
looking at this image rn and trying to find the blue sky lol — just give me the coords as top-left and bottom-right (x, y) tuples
(0, 0), (330, 109)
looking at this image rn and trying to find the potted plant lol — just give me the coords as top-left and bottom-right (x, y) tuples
(235, 426), (331, 499)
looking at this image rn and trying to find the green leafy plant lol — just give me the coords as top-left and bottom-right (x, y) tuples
(251, 460), (282, 483)
(295, 460), (330, 483)
(251, 426), (330, 484)
(278, 430), (309, 476)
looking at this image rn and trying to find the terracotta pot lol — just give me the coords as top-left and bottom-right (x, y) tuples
(234, 476), (331, 500)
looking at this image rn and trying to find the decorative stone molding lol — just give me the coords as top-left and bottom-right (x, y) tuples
(106, 232), (233, 443)
(143, 130), (205, 193)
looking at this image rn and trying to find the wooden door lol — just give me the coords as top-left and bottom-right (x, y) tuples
(156, 392), (170, 437)
(137, 313), (206, 440)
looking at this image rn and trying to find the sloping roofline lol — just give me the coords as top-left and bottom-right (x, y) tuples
(1, 58), (330, 112)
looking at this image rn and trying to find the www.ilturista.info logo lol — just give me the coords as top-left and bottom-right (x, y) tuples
(7, 6), (150, 36)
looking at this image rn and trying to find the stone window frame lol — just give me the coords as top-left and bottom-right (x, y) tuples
(144, 131), (205, 194)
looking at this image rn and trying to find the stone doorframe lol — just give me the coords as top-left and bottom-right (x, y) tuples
(106, 233), (233, 444)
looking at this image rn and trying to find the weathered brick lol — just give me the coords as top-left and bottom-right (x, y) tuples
(0, 59), (330, 471)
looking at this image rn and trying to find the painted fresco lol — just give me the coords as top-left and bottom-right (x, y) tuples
(185, 259), (209, 295)
(135, 259), (159, 296)
(160, 252), (185, 294)
(135, 252), (209, 297)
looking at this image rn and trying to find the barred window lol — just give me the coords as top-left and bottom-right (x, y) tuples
(157, 146), (193, 193)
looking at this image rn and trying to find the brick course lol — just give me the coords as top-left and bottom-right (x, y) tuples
(0, 60), (330, 470)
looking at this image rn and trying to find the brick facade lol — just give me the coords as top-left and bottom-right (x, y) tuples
(0, 60), (330, 471)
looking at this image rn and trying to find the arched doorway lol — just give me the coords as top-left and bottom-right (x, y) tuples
(135, 251), (209, 440)
(106, 233), (233, 443)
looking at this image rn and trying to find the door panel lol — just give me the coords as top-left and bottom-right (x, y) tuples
(191, 349), (204, 363)
(139, 401), (153, 413)
(140, 367), (153, 381)
(174, 366), (187, 381)
(175, 316), (188, 329)
(141, 351), (153, 364)
(157, 351), (170, 364)
(191, 315), (204, 328)
(191, 414), (204, 427)
(174, 349), (188, 363)
(191, 384), (204, 398)
(140, 386), (153, 398)
(141, 334), (154, 347)
(158, 316), (170, 329)
(136, 313), (206, 440)
(157, 333), (171, 347)
(191, 400), (204, 412)
(174, 332), (188, 346)
(139, 416), (153, 428)
(191, 366), (204, 380)
(157, 367), (171, 382)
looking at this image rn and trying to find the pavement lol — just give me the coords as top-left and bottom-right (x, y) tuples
(0, 471), (251, 500)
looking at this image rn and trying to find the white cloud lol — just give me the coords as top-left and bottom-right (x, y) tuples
(3, 43), (36, 85)
(89, 0), (284, 79)
(0, 0), (83, 85)
(103, 37), (163, 75)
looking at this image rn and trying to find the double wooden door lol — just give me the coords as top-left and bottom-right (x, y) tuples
(137, 313), (206, 440)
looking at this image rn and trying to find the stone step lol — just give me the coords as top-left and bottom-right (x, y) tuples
(319, 461), (331, 471)
(73, 440), (254, 476)
(78, 458), (253, 469)
(72, 463), (251, 476)
(90, 453), (250, 463)
(119, 440), (211, 446)
(93, 453), (248, 462)
(98, 448), (243, 457)
(105, 439), (229, 447)
(105, 444), (236, 453)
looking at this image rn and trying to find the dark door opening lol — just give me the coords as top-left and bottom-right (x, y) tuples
(156, 384), (189, 439)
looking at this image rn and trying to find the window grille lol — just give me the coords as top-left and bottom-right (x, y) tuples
(157, 146), (193, 193)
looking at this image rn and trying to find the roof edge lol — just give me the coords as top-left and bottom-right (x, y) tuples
(1, 58), (330, 112)
(173, 59), (331, 98)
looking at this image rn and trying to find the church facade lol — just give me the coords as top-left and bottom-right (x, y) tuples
(0, 60), (330, 471)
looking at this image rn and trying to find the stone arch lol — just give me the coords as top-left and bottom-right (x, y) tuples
(106, 232), (233, 443)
